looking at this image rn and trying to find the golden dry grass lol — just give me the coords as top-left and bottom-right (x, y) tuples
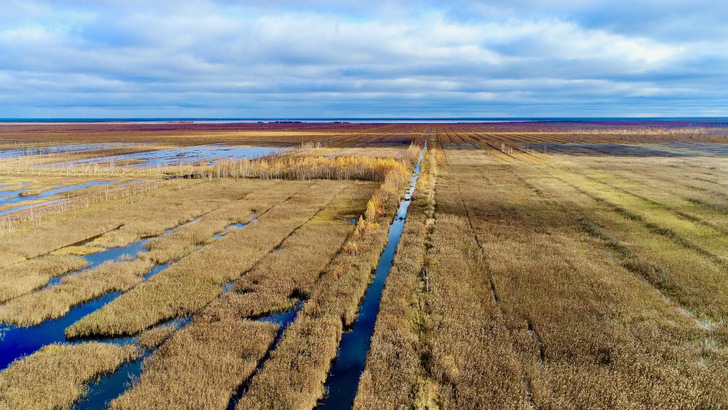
(236, 162), (412, 409)
(110, 181), (376, 408)
(111, 320), (278, 409)
(0, 178), (258, 266)
(0, 259), (154, 326)
(353, 145), (437, 409)
(201, 181), (376, 322)
(442, 147), (728, 408)
(0, 342), (140, 410)
(137, 321), (184, 349)
(66, 180), (350, 338)
(0, 183), (292, 326)
(0, 255), (88, 302)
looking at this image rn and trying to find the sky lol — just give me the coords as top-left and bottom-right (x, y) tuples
(1, 0), (727, 118)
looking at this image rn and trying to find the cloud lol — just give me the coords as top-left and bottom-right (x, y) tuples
(0, 0), (725, 117)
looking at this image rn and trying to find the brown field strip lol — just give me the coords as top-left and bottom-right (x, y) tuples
(110, 320), (278, 409)
(445, 149), (728, 407)
(0, 259), (154, 326)
(545, 165), (728, 264)
(420, 148), (529, 408)
(515, 166), (728, 320)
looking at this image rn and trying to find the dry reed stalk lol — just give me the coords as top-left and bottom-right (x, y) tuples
(237, 163), (412, 409)
(111, 320), (278, 409)
(0, 342), (140, 410)
(0, 255), (88, 302)
(66, 181), (350, 338)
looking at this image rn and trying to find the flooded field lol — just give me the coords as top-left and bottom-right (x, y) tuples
(2, 121), (728, 409)
(51, 145), (284, 168)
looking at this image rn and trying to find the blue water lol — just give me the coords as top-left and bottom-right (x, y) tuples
(44, 238), (149, 288)
(317, 141), (427, 409)
(0, 183), (33, 199)
(213, 222), (247, 239)
(143, 263), (169, 281)
(0, 143), (139, 159)
(57, 145), (283, 169)
(258, 301), (304, 331)
(0, 180), (119, 215)
(0, 292), (122, 371)
(72, 317), (193, 410)
(72, 350), (149, 410)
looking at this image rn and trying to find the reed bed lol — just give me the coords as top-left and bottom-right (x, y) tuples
(111, 320), (278, 409)
(0, 180), (268, 266)
(66, 181), (349, 338)
(110, 181), (374, 408)
(203, 144), (421, 182)
(236, 151), (417, 409)
(138, 321), (185, 349)
(353, 145), (438, 409)
(0, 180), (162, 232)
(0, 342), (140, 410)
(419, 153), (528, 409)
(140, 180), (293, 265)
(0, 179), (248, 266)
(446, 149), (728, 407)
(202, 181), (376, 322)
(0, 183), (292, 326)
(527, 168), (728, 319)
(0, 259), (154, 326)
(0, 255), (88, 302)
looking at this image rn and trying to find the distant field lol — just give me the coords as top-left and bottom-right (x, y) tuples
(1, 121), (728, 409)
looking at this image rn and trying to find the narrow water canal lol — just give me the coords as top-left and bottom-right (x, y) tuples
(318, 140), (427, 409)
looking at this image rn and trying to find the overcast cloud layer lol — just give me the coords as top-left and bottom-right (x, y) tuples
(1, 0), (727, 118)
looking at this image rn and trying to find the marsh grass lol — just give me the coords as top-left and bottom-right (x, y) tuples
(0, 342), (140, 410)
(106, 180), (375, 407)
(236, 151), (417, 409)
(445, 149), (728, 407)
(201, 181), (376, 322)
(66, 181), (351, 338)
(0, 179), (254, 266)
(0, 255), (88, 302)
(0, 259), (154, 326)
(111, 320), (278, 409)
(354, 145), (438, 409)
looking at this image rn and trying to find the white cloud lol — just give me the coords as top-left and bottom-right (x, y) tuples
(0, 1), (724, 117)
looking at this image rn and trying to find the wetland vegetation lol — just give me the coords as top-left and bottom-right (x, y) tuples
(2, 121), (728, 409)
